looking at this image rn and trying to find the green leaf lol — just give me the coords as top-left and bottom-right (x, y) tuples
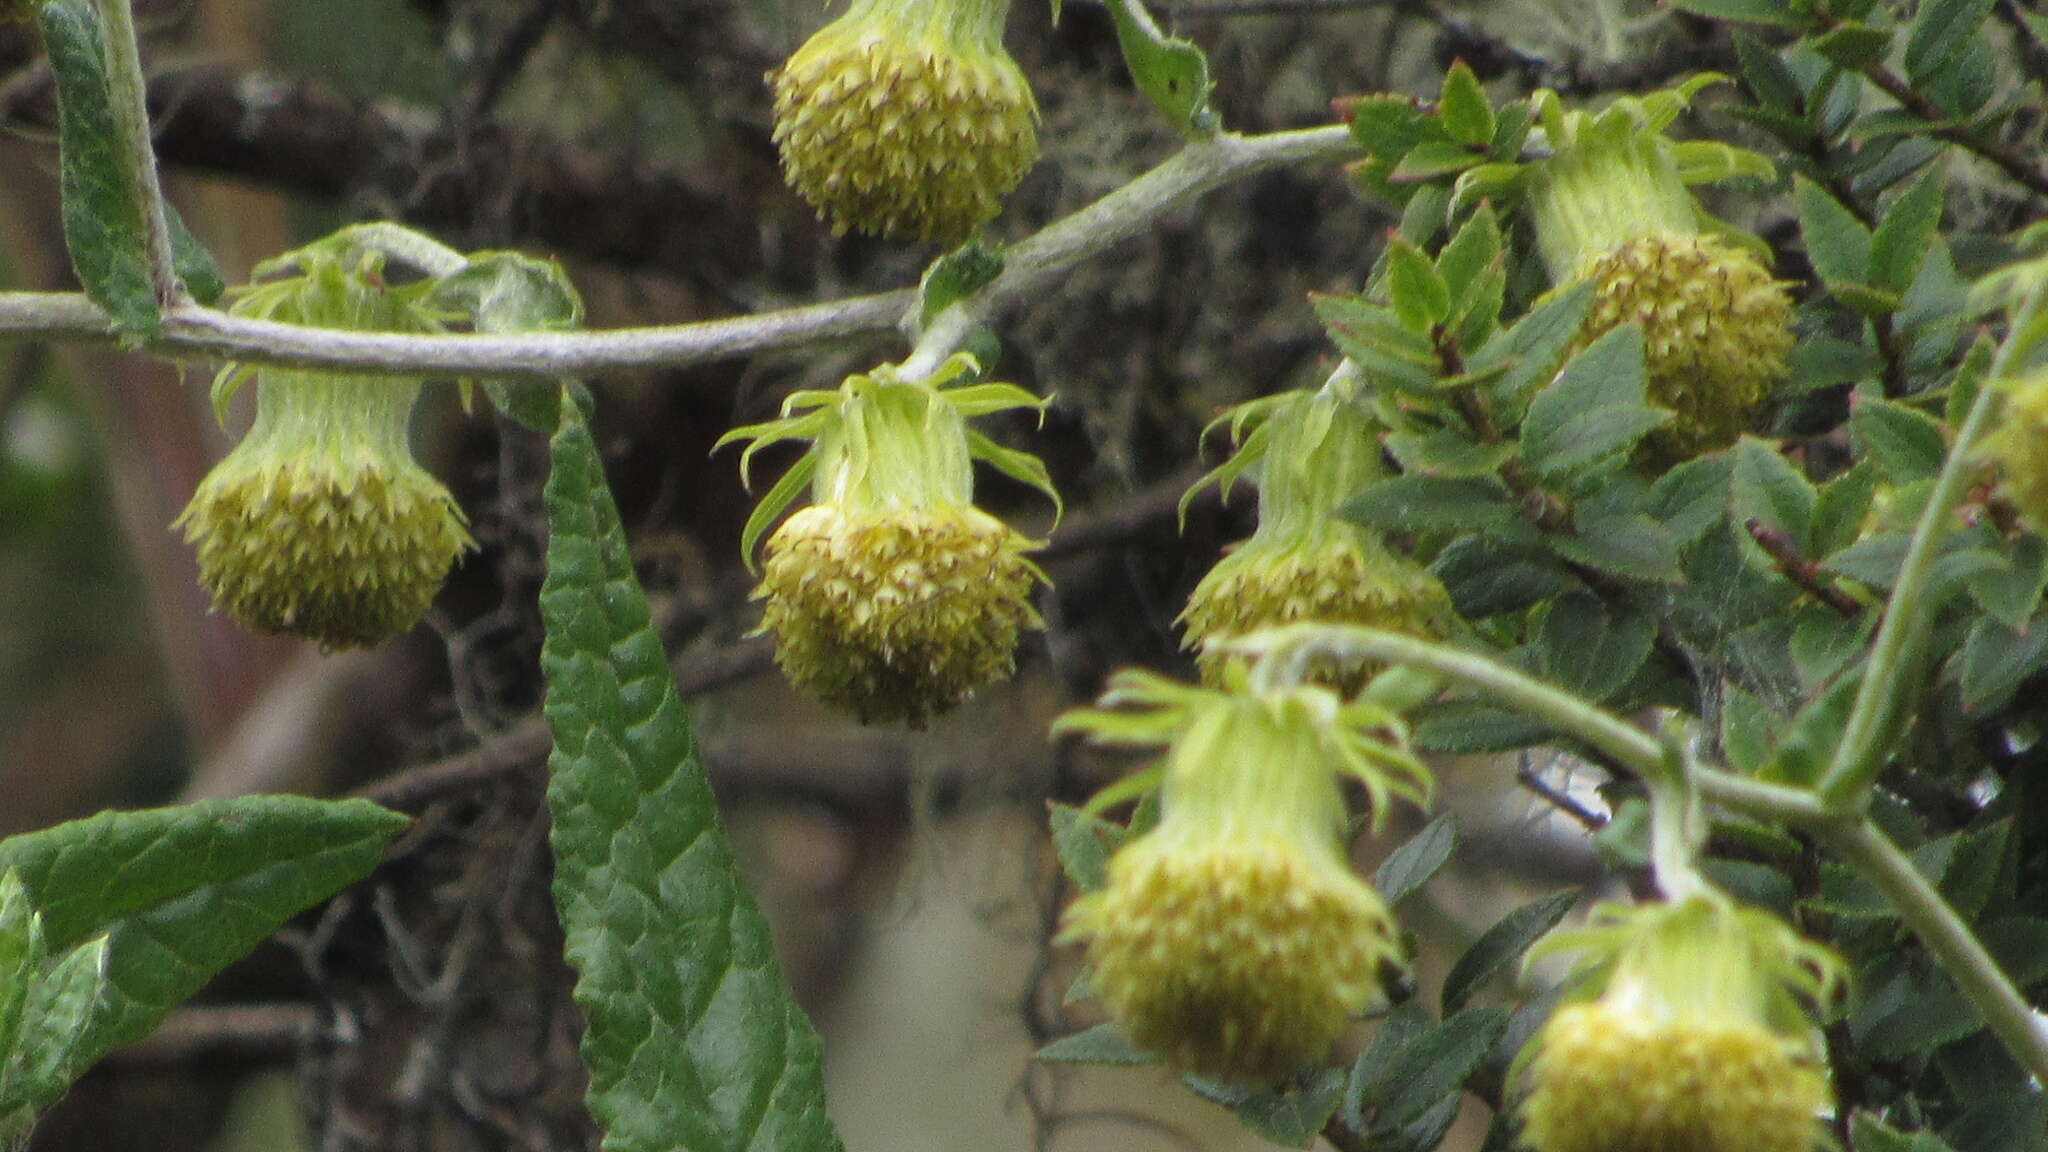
(1536, 591), (1655, 701)
(1034, 1024), (1156, 1066)
(1386, 236), (1451, 333)
(1373, 813), (1458, 907)
(1049, 804), (1123, 891)
(1470, 282), (1593, 404)
(1670, 0), (1814, 24)
(917, 244), (1003, 327)
(1441, 891), (1577, 1015)
(438, 251), (589, 433)
(1101, 0), (1215, 138)
(1904, 0), (1996, 83)
(1791, 606), (1873, 688)
(165, 203), (224, 306)
(1547, 514), (1683, 583)
(1808, 21), (1893, 68)
(0, 936), (106, 1112)
(0, 796), (405, 1108)
(1795, 175), (1874, 291)
(1734, 31), (1802, 112)
(1852, 1112), (1962, 1152)
(1184, 1068), (1345, 1146)
(1389, 140), (1486, 182)
(1355, 1007), (1510, 1131)
(1648, 454), (1735, 546)
(1869, 163), (1946, 295)
(542, 405), (844, 1152)
(1521, 326), (1667, 477)
(1415, 700), (1555, 754)
(1956, 615), (2048, 712)
(40, 0), (160, 338)
(1431, 536), (1570, 618)
(1851, 397), (1947, 485)
(1343, 475), (1519, 536)
(1809, 460), (1880, 559)
(1437, 61), (1495, 148)
(1965, 535), (2048, 630)
(1731, 435), (1817, 541)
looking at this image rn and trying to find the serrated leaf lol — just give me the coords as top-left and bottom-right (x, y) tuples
(1965, 535), (2048, 630)
(1869, 163), (1945, 295)
(1343, 475), (1518, 535)
(1390, 140), (1486, 182)
(0, 936), (105, 1111)
(1470, 282), (1593, 404)
(1536, 592), (1655, 701)
(1547, 514), (1683, 583)
(542, 404), (844, 1152)
(1034, 1024), (1157, 1066)
(0, 796), (405, 1109)
(1432, 536), (1570, 618)
(438, 251), (589, 433)
(1357, 1007), (1509, 1131)
(1386, 236), (1451, 332)
(1438, 61), (1495, 148)
(1796, 175), (1873, 292)
(1809, 460), (1879, 559)
(1183, 1068), (1345, 1145)
(1791, 606), (1873, 688)
(1648, 454), (1735, 546)
(41, 0), (161, 337)
(1808, 21), (1893, 68)
(1442, 891), (1577, 1015)
(1670, 0), (1813, 24)
(1373, 814), (1458, 906)
(1414, 699), (1555, 754)
(1731, 436), (1816, 541)
(1956, 615), (2048, 712)
(1851, 398), (1947, 484)
(1521, 327), (1666, 477)
(1734, 31), (1801, 112)
(1904, 0), (1996, 83)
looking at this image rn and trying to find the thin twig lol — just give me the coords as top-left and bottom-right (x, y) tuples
(1743, 517), (1863, 617)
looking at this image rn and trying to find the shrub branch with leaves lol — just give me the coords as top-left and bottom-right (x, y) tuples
(0, 0), (2042, 1150)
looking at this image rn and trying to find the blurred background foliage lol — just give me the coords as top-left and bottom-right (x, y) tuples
(0, 0), (2032, 1149)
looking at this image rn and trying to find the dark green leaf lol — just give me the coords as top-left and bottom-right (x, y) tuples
(1648, 454), (1735, 546)
(1904, 0), (1997, 83)
(1853, 1110), (1962, 1152)
(1790, 606), (1873, 688)
(1964, 534), (2047, 630)
(1049, 804), (1123, 891)
(1521, 327), (1666, 477)
(1734, 31), (1802, 112)
(542, 405), (844, 1152)
(917, 244), (1003, 327)
(1431, 536), (1570, 618)
(1796, 175), (1873, 291)
(1034, 1024), (1156, 1066)
(1414, 699), (1554, 754)
(1373, 813), (1458, 906)
(1536, 591), (1655, 701)
(1957, 615), (2048, 712)
(41, 0), (160, 337)
(1869, 163), (1946, 295)
(1470, 282), (1593, 404)
(165, 204), (224, 306)
(1343, 475), (1518, 535)
(1441, 891), (1577, 1015)
(1808, 460), (1880, 559)
(1809, 21), (1893, 68)
(1547, 514), (1683, 583)
(0, 797), (405, 1107)
(1357, 1007), (1510, 1131)
(1183, 1067), (1345, 1145)
(1669, 0), (1814, 24)
(1731, 435), (1816, 541)
(1852, 397), (1947, 484)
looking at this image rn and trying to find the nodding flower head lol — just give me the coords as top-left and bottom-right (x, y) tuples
(1487, 80), (1792, 459)
(1516, 891), (1842, 1152)
(176, 245), (470, 649)
(770, 0), (1038, 246)
(718, 354), (1057, 727)
(1178, 378), (1454, 694)
(1055, 666), (1432, 1083)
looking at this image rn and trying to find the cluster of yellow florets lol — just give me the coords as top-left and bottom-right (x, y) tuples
(1515, 893), (1840, 1152)
(758, 503), (1041, 727)
(1180, 531), (1454, 693)
(177, 400), (472, 649)
(770, 0), (1038, 245)
(1055, 669), (1429, 1084)
(1521, 1000), (1829, 1152)
(1987, 370), (2048, 533)
(1575, 232), (1792, 457)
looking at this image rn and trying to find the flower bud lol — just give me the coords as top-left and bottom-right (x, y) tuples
(720, 355), (1055, 727)
(1056, 668), (1431, 1083)
(1180, 382), (1454, 693)
(770, 0), (1038, 246)
(1520, 86), (1792, 459)
(177, 249), (469, 649)
(1517, 893), (1840, 1152)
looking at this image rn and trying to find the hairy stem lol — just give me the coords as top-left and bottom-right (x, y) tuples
(0, 126), (1360, 379)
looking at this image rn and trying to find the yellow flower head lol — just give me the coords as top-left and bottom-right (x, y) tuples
(1516, 891), (1842, 1152)
(1491, 79), (1793, 458)
(719, 354), (1057, 727)
(1179, 379), (1454, 693)
(770, 0), (1039, 246)
(1056, 667), (1432, 1083)
(1986, 369), (2048, 533)
(176, 245), (470, 649)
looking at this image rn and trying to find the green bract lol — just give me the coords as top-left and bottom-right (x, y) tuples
(1055, 665), (1430, 1083)
(718, 354), (1057, 727)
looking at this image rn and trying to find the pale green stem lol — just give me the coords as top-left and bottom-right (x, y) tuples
(93, 0), (182, 304)
(0, 126), (1359, 380)
(1817, 306), (2028, 806)
(1237, 623), (2047, 1082)
(1812, 818), (2048, 1085)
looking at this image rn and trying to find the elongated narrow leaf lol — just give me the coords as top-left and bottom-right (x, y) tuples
(0, 796), (405, 1106)
(1441, 890), (1578, 1014)
(542, 400), (843, 1152)
(40, 0), (158, 336)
